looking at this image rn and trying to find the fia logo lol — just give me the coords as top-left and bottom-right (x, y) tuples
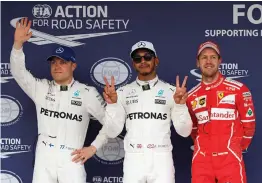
(32, 4), (52, 18)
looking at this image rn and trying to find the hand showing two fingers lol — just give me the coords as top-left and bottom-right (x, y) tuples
(173, 76), (188, 104)
(103, 76), (118, 104)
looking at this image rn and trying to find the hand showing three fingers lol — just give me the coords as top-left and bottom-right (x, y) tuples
(103, 76), (118, 104)
(173, 76), (188, 104)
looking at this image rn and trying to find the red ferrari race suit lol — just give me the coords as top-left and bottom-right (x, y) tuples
(187, 73), (256, 183)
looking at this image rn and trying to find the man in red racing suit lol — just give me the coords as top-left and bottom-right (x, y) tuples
(187, 41), (256, 183)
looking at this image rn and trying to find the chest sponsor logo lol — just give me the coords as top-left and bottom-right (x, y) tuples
(46, 95), (55, 102)
(40, 107), (82, 122)
(155, 89), (166, 98)
(211, 108), (236, 120)
(217, 93), (235, 105)
(126, 99), (138, 105)
(46, 91), (55, 102)
(191, 95), (207, 110)
(127, 112), (167, 120)
(157, 89), (164, 96)
(192, 100), (197, 109)
(218, 92), (224, 99)
(195, 111), (209, 124)
(126, 89), (137, 98)
(196, 108), (236, 124)
(199, 97), (206, 106)
(72, 90), (81, 99)
(155, 99), (166, 105)
(71, 100), (82, 106)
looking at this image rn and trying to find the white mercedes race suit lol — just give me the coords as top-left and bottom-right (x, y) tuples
(104, 76), (192, 183)
(10, 48), (108, 183)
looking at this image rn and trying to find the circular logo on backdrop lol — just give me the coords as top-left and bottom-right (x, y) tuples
(1, 170), (23, 183)
(90, 57), (132, 88)
(1, 95), (23, 126)
(94, 135), (125, 165)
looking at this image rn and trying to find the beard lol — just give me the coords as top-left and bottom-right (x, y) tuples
(200, 67), (220, 81)
(202, 70), (217, 77)
(140, 70), (153, 76)
(200, 65), (218, 76)
(137, 62), (156, 76)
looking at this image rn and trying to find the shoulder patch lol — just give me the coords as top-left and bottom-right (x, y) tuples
(225, 78), (243, 87)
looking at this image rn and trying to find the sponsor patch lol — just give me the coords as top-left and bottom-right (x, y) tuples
(218, 92), (224, 99)
(155, 99), (166, 105)
(191, 95), (207, 110)
(242, 92), (251, 98)
(210, 108), (236, 120)
(71, 100), (82, 106)
(126, 99), (138, 105)
(195, 111), (209, 124)
(246, 107), (254, 117)
(46, 96), (55, 102)
(191, 100), (197, 109)
(199, 96), (206, 106)
(218, 94), (235, 105)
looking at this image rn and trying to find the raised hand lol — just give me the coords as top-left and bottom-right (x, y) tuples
(173, 75), (188, 104)
(103, 76), (118, 104)
(14, 17), (33, 49)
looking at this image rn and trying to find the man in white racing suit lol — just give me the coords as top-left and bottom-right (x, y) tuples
(10, 18), (108, 183)
(103, 41), (193, 183)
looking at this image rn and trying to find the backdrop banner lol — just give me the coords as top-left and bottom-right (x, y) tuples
(1, 1), (261, 183)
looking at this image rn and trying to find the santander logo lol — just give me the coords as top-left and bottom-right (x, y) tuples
(211, 111), (235, 120)
(196, 108), (236, 124)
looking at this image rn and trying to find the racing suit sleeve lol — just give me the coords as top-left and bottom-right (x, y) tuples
(171, 99), (193, 138)
(10, 47), (41, 101)
(104, 88), (126, 138)
(236, 84), (256, 150)
(85, 87), (109, 150)
(186, 100), (198, 142)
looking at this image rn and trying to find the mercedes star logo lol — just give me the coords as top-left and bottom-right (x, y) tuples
(137, 41), (146, 48)
(56, 47), (64, 53)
